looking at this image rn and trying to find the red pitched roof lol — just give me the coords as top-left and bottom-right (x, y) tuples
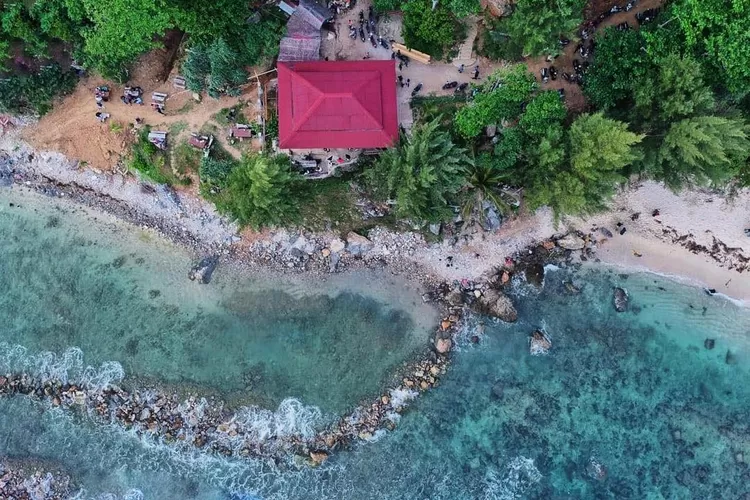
(277, 61), (399, 149)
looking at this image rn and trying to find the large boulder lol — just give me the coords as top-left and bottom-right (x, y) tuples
(529, 330), (551, 355)
(188, 256), (219, 284)
(329, 238), (345, 253)
(477, 289), (518, 322)
(435, 338), (452, 354)
(346, 232), (374, 256)
(557, 233), (585, 250)
(613, 287), (629, 312)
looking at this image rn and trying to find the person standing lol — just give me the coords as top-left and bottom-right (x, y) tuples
(406, 78), (410, 87)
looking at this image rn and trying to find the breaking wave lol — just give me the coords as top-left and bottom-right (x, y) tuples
(0, 342), (124, 391)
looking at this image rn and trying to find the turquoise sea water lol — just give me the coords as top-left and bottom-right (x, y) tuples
(1, 187), (749, 499)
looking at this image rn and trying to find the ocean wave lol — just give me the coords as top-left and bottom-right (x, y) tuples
(0, 343), (124, 391)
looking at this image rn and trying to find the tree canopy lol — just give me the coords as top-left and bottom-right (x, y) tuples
(493, 0), (585, 57)
(365, 119), (470, 222)
(214, 154), (305, 229)
(454, 65), (537, 138)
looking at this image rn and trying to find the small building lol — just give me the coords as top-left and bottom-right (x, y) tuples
(278, 0), (330, 62)
(277, 60), (399, 150)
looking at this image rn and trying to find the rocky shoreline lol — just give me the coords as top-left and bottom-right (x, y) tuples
(0, 459), (73, 500)
(2, 130), (708, 470)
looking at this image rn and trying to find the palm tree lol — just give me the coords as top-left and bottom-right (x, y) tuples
(460, 155), (520, 224)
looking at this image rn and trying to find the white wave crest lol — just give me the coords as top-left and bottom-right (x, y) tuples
(233, 398), (323, 442)
(0, 343), (124, 390)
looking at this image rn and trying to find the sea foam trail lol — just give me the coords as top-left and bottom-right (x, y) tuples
(0, 342), (124, 391)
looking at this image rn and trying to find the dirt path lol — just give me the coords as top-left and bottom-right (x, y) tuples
(24, 75), (250, 170)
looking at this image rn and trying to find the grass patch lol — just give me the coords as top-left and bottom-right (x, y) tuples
(127, 128), (192, 186)
(172, 141), (202, 176)
(177, 100), (195, 114)
(213, 103), (248, 126)
(109, 121), (125, 134)
(168, 120), (188, 137)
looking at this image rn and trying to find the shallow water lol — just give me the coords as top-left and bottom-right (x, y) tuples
(1, 187), (749, 499)
(0, 188), (437, 414)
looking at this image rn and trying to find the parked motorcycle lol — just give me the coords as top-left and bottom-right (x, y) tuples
(455, 82), (469, 93)
(540, 67), (550, 83)
(442, 81), (458, 90)
(378, 36), (389, 49)
(359, 27), (365, 42)
(370, 34), (377, 48)
(549, 66), (558, 80)
(349, 27), (357, 39)
(411, 83), (423, 97)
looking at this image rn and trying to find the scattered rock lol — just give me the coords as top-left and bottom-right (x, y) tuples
(704, 338), (715, 350)
(542, 240), (556, 250)
(429, 223), (441, 236)
(613, 287), (629, 312)
(346, 232), (373, 256)
(725, 350), (737, 365)
(435, 338), (452, 354)
(672, 430), (681, 440)
(188, 256), (219, 284)
(598, 227), (614, 238)
(476, 289), (517, 322)
(321, 248), (331, 258)
(557, 233), (585, 250)
(309, 450), (329, 465)
(440, 320), (451, 331)
(529, 330), (551, 355)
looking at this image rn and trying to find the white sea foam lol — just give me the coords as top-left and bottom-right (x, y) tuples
(482, 456), (542, 500)
(389, 387), (418, 409)
(233, 398), (323, 442)
(0, 343), (124, 390)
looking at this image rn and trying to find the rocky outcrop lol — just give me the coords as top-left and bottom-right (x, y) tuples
(557, 233), (585, 250)
(435, 338), (452, 354)
(188, 255), (219, 284)
(476, 289), (517, 322)
(529, 330), (551, 355)
(345, 232), (373, 256)
(613, 287), (629, 312)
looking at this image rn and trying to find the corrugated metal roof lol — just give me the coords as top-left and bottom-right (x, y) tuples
(277, 61), (399, 149)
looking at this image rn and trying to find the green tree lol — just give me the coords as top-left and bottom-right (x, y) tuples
(215, 154), (304, 229)
(653, 116), (750, 190)
(75, 0), (175, 79)
(199, 156), (238, 192)
(461, 154), (519, 223)
(497, 0), (585, 57)
(518, 90), (567, 138)
(633, 53), (715, 128)
(672, 0), (750, 96)
(454, 65), (537, 138)
(182, 38), (247, 97)
(401, 0), (462, 57)
(583, 28), (650, 112)
(365, 119), (469, 222)
(525, 113), (642, 219)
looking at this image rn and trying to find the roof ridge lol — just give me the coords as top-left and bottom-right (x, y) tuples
(350, 76), (383, 130)
(289, 73), (325, 133)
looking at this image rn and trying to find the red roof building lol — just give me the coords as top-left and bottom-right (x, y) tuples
(277, 60), (399, 149)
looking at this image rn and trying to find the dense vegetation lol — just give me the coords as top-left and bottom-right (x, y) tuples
(0, 0), (284, 113)
(375, 0), (478, 58)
